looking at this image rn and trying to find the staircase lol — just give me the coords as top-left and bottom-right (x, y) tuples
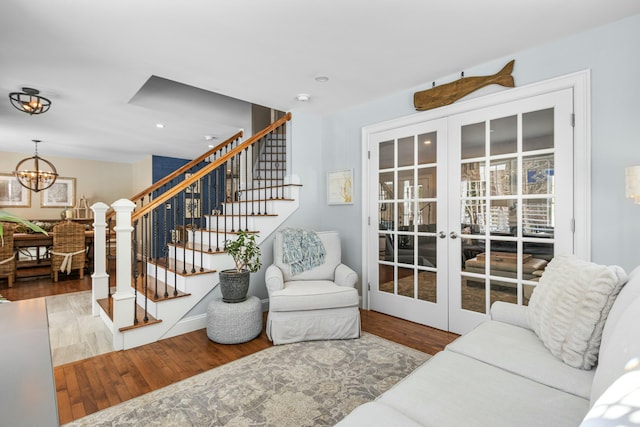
(92, 113), (297, 350)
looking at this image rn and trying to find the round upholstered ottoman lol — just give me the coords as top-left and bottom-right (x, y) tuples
(206, 296), (262, 344)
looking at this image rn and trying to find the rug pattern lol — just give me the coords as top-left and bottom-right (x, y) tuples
(65, 333), (430, 427)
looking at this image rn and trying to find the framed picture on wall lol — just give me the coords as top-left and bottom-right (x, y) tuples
(0, 174), (30, 207)
(185, 198), (201, 218)
(185, 173), (200, 194)
(41, 177), (76, 208)
(327, 169), (354, 205)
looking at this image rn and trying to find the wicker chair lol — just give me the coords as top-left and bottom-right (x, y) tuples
(51, 221), (86, 282)
(0, 222), (16, 287)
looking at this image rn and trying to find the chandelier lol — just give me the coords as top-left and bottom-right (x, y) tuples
(9, 87), (52, 115)
(13, 140), (58, 192)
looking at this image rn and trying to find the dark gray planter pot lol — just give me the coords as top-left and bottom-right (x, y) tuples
(219, 269), (250, 303)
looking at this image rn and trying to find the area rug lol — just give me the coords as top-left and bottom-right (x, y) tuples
(64, 332), (430, 427)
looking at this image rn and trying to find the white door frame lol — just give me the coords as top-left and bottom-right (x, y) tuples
(361, 70), (591, 310)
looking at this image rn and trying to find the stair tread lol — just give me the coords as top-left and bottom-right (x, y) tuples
(133, 275), (191, 302)
(223, 198), (295, 204)
(149, 258), (216, 276)
(204, 213), (278, 218)
(169, 242), (226, 253)
(97, 296), (162, 331)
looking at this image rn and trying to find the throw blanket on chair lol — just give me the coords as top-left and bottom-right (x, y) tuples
(281, 228), (325, 275)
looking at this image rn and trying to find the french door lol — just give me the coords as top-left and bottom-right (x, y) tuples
(368, 119), (449, 330)
(367, 88), (575, 334)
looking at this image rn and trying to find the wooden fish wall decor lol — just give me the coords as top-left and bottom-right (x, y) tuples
(413, 60), (515, 111)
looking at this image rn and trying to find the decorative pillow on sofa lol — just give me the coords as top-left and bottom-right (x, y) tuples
(527, 255), (627, 370)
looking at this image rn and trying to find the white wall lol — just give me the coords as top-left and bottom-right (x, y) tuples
(314, 14), (640, 276)
(0, 151), (133, 220)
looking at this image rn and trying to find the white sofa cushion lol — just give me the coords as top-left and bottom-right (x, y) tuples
(268, 280), (359, 312)
(590, 280), (640, 406)
(446, 320), (595, 399)
(373, 351), (589, 427)
(527, 255), (627, 370)
(335, 401), (423, 427)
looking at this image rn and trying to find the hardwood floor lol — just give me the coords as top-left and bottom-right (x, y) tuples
(2, 273), (459, 425)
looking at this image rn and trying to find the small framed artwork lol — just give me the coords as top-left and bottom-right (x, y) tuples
(185, 173), (200, 194)
(327, 169), (354, 205)
(0, 174), (30, 207)
(185, 198), (201, 218)
(41, 177), (76, 208)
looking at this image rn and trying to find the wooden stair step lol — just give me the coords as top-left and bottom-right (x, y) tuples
(170, 242), (226, 254)
(97, 296), (163, 332)
(149, 258), (216, 276)
(133, 275), (190, 302)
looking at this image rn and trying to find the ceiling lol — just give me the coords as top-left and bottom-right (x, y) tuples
(1, 1), (638, 164)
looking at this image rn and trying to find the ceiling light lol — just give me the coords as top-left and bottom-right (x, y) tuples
(423, 140), (432, 145)
(296, 93), (310, 102)
(156, 123), (165, 128)
(13, 140), (58, 192)
(315, 76), (329, 83)
(208, 144), (214, 148)
(204, 135), (217, 141)
(8, 87), (52, 115)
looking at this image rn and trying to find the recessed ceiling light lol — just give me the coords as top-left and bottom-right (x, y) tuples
(156, 123), (165, 129)
(315, 76), (329, 83)
(296, 93), (310, 102)
(204, 135), (217, 141)
(423, 140), (432, 145)
(208, 144), (214, 148)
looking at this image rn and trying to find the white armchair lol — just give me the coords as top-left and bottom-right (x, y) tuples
(265, 230), (361, 345)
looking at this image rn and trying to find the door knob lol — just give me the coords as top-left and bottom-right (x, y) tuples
(438, 231), (446, 239)
(450, 231), (458, 239)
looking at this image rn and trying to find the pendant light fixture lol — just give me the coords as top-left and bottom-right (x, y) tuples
(13, 140), (58, 192)
(9, 87), (52, 115)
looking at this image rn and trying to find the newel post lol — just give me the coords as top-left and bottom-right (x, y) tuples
(90, 202), (109, 317)
(111, 199), (136, 348)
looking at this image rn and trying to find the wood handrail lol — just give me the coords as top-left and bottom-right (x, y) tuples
(131, 112), (291, 223)
(130, 130), (244, 204)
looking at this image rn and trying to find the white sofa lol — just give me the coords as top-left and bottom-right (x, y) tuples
(338, 262), (640, 427)
(265, 230), (361, 345)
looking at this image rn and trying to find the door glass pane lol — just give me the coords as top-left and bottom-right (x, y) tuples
(379, 202), (394, 231)
(379, 233), (391, 261)
(490, 279), (518, 307)
(417, 235), (436, 267)
(490, 158), (517, 196)
(396, 233), (413, 264)
(461, 162), (485, 197)
(462, 276), (486, 313)
(416, 201), (436, 228)
(398, 170), (414, 200)
(523, 108), (554, 151)
(461, 121), (485, 159)
(523, 154), (554, 196)
(489, 199), (517, 235)
(398, 136), (414, 167)
(490, 115), (517, 155)
(523, 242), (554, 262)
(418, 132), (437, 164)
(418, 167), (436, 198)
(461, 199), (486, 236)
(379, 264), (394, 294)
(379, 171), (395, 200)
(523, 198), (554, 236)
(418, 270), (436, 302)
(379, 140), (394, 170)
(462, 237), (485, 266)
(397, 266), (414, 298)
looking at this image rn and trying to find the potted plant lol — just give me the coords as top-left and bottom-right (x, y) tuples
(219, 230), (261, 303)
